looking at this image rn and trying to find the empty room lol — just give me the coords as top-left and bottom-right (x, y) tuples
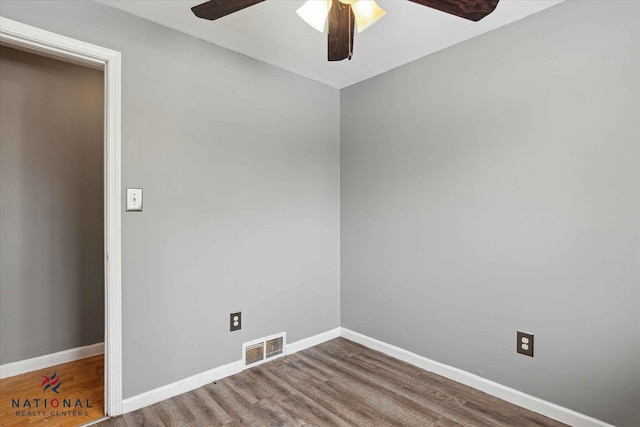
(0, 1), (638, 427)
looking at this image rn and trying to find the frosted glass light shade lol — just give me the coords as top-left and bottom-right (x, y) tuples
(351, 0), (386, 33)
(297, 0), (333, 32)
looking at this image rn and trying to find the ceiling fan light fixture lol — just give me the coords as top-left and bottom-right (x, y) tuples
(351, 0), (386, 33)
(296, 0), (333, 32)
(192, 0), (501, 62)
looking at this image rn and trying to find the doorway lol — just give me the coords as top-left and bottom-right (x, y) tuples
(0, 17), (122, 421)
(0, 44), (105, 425)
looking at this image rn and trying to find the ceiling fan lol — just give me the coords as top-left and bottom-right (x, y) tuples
(191, 0), (500, 61)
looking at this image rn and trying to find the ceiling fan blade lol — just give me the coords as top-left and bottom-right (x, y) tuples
(328, 0), (355, 61)
(408, 0), (499, 22)
(191, 0), (266, 21)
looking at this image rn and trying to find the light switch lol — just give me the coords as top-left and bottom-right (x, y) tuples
(126, 188), (143, 212)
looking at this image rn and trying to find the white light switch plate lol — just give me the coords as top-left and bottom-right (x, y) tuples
(126, 188), (143, 212)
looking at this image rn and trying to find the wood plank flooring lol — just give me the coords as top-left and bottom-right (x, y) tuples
(0, 355), (104, 427)
(98, 338), (566, 426)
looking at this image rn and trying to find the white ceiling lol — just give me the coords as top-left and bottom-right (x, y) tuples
(97, 0), (564, 88)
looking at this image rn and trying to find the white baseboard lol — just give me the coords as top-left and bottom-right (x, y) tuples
(122, 326), (611, 426)
(121, 327), (340, 414)
(340, 328), (613, 427)
(287, 327), (340, 354)
(0, 342), (104, 379)
(122, 359), (245, 414)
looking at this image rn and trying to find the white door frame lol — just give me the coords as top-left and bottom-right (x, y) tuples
(0, 17), (123, 416)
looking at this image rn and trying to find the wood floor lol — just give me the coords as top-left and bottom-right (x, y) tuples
(98, 338), (566, 427)
(0, 355), (104, 427)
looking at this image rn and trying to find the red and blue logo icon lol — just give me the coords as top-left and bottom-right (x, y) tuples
(41, 372), (61, 394)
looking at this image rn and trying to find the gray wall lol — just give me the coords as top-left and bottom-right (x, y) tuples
(341, 1), (639, 426)
(0, 1), (340, 398)
(0, 47), (105, 363)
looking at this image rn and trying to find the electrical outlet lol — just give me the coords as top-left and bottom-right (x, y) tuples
(230, 312), (241, 332)
(517, 331), (534, 357)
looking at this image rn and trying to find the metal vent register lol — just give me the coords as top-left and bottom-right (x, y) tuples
(245, 343), (264, 365)
(266, 337), (283, 358)
(242, 332), (286, 367)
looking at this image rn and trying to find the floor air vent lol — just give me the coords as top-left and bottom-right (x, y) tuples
(266, 336), (283, 358)
(242, 332), (286, 368)
(245, 343), (264, 365)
